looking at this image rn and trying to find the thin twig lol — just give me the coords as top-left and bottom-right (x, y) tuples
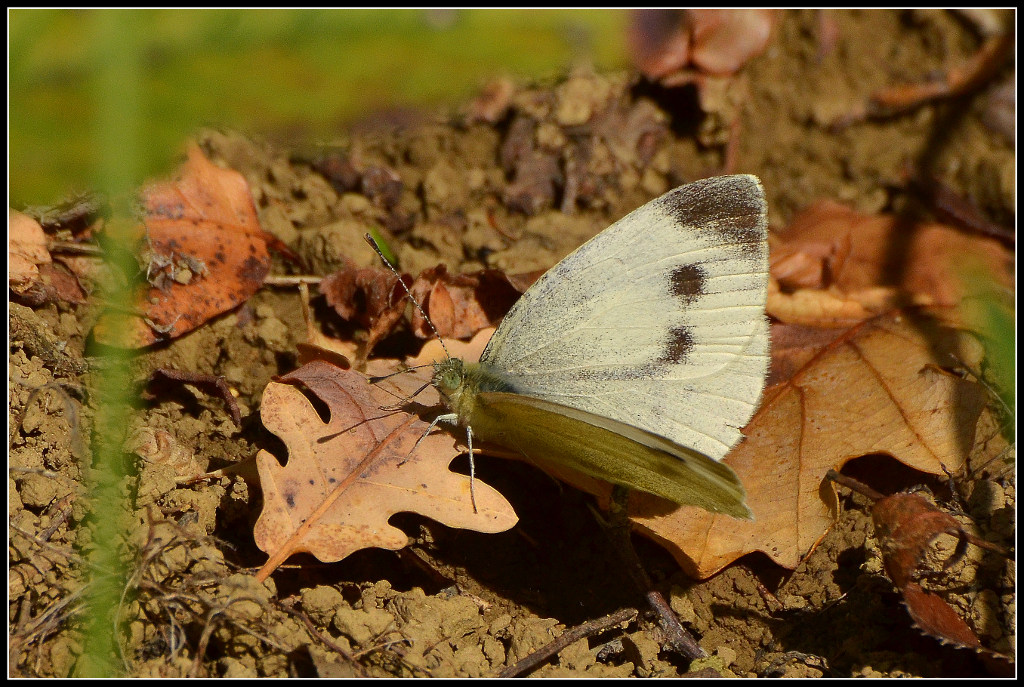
(824, 469), (885, 501)
(47, 240), (105, 257)
(497, 607), (637, 677)
(604, 486), (706, 661)
(264, 274), (323, 286)
(149, 368), (242, 427)
(278, 602), (368, 677)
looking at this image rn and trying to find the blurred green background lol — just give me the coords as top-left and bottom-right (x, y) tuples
(9, 8), (629, 207)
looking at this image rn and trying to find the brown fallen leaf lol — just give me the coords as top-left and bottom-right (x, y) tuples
(873, 492), (993, 650)
(826, 471), (1012, 670)
(319, 258), (410, 357)
(628, 9), (777, 82)
(767, 278), (879, 328)
(253, 359), (517, 580)
(772, 201), (1014, 308)
(766, 321), (848, 388)
(8, 210), (86, 306)
(624, 309), (991, 578)
(318, 259), (537, 356)
(93, 143), (271, 347)
(769, 228), (852, 291)
(394, 308), (998, 581)
(408, 265), (528, 341)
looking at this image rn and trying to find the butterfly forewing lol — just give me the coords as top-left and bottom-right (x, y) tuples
(480, 175), (769, 461)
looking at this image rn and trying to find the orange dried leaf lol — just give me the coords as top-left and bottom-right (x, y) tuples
(253, 359), (517, 579)
(767, 322), (846, 387)
(628, 9), (691, 81)
(409, 266), (527, 340)
(628, 9), (776, 81)
(93, 143), (270, 347)
(774, 200), (1013, 307)
(625, 310), (989, 578)
(864, 489), (1011, 663)
(687, 9), (777, 76)
(872, 492), (981, 649)
(767, 279), (877, 328)
(900, 583), (982, 649)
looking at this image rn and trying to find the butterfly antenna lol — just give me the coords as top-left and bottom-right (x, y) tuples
(367, 362), (435, 384)
(364, 234), (453, 361)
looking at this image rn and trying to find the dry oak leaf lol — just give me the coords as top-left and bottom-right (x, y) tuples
(93, 143), (271, 347)
(253, 358), (516, 580)
(623, 309), (989, 578)
(825, 470), (1013, 672)
(773, 200), (1013, 307)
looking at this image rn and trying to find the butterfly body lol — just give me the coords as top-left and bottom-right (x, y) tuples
(431, 175), (768, 519)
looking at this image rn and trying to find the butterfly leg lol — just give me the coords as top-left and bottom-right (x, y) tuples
(404, 412), (459, 465)
(465, 425), (477, 514)
(406, 412), (479, 514)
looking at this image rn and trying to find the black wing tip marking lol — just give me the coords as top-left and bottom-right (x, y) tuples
(659, 175), (768, 246)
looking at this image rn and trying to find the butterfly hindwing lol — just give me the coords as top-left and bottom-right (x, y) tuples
(472, 391), (752, 519)
(480, 175), (769, 461)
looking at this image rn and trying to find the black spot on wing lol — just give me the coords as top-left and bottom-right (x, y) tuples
(659, 176), (766, 246)
(669, 264), (705, 304)
(659, 325), (693, 364)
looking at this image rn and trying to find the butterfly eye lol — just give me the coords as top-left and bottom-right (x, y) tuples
(441, 369), (462, 390)
(431, 359), (464, 395)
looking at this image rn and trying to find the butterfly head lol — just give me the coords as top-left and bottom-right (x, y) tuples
(432, 357), (464, 397)
(432, 357), (514, 425)
(432, 357), (473, 422)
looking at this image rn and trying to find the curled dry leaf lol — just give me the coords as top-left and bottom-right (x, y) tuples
(93, 143), (271, 347)
(319, 258), (409, 356)
(628, 9), (776, 82)
(871, 491), (1007, 654)
(253, 359), (517, 580)
(319, 260), (536, 356)
(8, 209), (85, 306)
(624, 310), (991, 578)
(687, 9), (777, 76)
(825, 470), (1012, 670)
(770, 200), (1013, 309)
(409, 265), (528, 340)
(352, 276), (999, 583)
(767, 278), (878, 329)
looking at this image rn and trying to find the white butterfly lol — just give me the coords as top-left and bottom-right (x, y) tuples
(429, 175), (768, 519)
